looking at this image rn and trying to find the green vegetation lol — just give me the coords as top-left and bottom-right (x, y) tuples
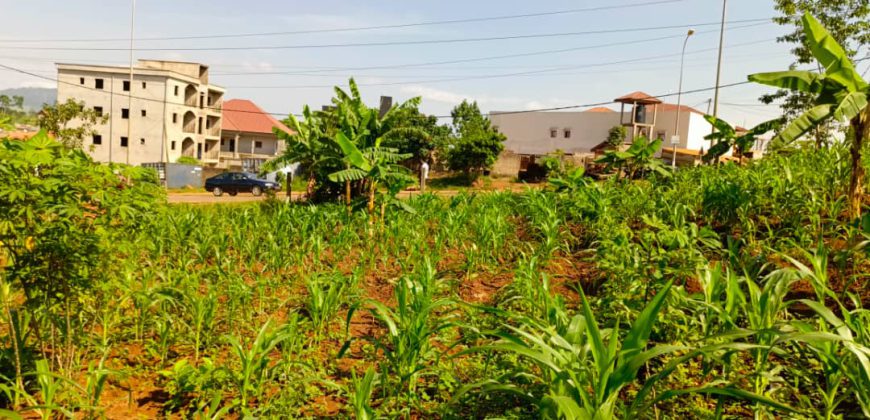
(175, 156), (201, 165)
(37, 98), (108, 149)
(1, 12), (870, 420)
(2, 128), (870, 417)
(606, 125), (627, 148)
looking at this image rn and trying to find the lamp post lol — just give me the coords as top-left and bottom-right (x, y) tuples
(672, 29), (694, 168)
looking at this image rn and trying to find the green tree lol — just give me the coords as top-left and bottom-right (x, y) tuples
(702, 116), (780, 163)
(606, 125), (628, 148)
(749, 13), (869, 218)
(761, 0), (870, 146)
(37, 98), (108, 149)
(381, 106), (450, 162)
(444, 100), (505, 182)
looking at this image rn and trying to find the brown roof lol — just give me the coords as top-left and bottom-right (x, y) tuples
(614, 91), (662, 105)
(221, 99), (293, 135)
(1, 131), (43, 140)
(584, 106), (616, 113)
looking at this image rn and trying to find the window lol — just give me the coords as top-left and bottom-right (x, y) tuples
(120, 137), (128, 147)
(140, 138), (145, 145)
(121, 108), (129, 119)
(172, 113), (177, 123)
(206, 119), (211, 129)
(95, 78), (104, 89)
(171, 141), (176, 150)
(123, 80), (130, 91)
(549, 128), (557, 138)
(564, 129), (571, 139)
(174, 86), (179, 96)
(141, 109), (147, 117)
(92, 134), (102, 145)
(198, 117), (202, 134)
(142, 81), (147, 89)
(93, 106), (103, 116)
(255, 141), (263, 148)
(79, 77), (85, 85)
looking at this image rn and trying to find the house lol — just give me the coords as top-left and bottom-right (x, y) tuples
(490, 91), (718, 177)
(56, 59), (225, 166)
(218, 99), (292, 172)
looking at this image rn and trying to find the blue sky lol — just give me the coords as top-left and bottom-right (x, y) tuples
(0, 0), (808, 127)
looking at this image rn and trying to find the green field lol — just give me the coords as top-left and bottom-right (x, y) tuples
(2, 133), (869, 418)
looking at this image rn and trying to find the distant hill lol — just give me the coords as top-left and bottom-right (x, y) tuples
(0, 87), (56, 111)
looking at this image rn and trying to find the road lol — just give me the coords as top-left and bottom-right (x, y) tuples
(167, 190), (464, 204)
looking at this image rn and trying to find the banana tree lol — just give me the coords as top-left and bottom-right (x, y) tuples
(262, 105), (340, 199)
(596, 136), (671, 180)
(330, 78), (425, 208)
(749, 12), (869, 218)
(702, 116), (780, 163)
(328, 132), (413, 226)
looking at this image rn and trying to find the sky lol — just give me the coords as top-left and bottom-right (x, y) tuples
(0, 0), (819, 127)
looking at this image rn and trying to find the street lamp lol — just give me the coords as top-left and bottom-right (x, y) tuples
(671, 28), (695, 168)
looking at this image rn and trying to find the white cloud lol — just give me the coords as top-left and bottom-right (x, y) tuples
(401, 85), (468, 105)
(401, 85), (574, 112)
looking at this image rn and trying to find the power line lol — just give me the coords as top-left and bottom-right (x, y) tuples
(214, 38), (779, 81)
(0, 18), (771, 51)
(223, 34), (774, 89)
(0, 0), (685, 43)
(0, 60), (753, 121)
(210, 22), (771, 75)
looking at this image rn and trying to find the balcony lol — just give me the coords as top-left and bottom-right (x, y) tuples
(219, 151), (277, 160)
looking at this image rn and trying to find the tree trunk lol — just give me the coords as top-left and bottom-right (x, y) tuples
(344, 177), (352, 213)
(306, 175), (316, 200)
(368, 181), (377, 231)
(848, 111), (868, 219)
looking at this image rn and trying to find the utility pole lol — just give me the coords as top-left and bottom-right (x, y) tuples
(712, 0), (727, 120)
(126, 0), (136, 165)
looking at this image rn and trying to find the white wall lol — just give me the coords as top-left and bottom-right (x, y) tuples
(491, 107), (715, 156)
(491, 111), (623, 154)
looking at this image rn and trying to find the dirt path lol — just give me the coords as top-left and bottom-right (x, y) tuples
(167, 190), (466, 204)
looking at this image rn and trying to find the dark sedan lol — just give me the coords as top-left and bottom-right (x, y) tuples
(205, 172), (280, 197)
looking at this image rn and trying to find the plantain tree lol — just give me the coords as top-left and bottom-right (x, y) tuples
(263, 105), (340, 200)
(702, 116), (780, 163)
(749, 12), (869, 218)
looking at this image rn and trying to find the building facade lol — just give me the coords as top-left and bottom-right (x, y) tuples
(56, 59), (225, 166)
(489, 91), (719, 177)
(219, 99), (291, 172)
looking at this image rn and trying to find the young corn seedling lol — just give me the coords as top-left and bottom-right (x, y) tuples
(221, 319), (292, 415)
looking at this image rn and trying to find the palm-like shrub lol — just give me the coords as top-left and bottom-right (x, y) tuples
(749, 12), (869, 218)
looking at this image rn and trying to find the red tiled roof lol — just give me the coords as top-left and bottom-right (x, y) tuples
(614, 91), (662, 104)
(221, 99), (293, 135)
(584, 106), (616, 113)
(657, 103), (704, 115)
(1, 131), (43, 140)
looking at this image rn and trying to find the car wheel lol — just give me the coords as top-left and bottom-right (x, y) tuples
(213, 187), (223, 197)
(252, 186), (263, 196)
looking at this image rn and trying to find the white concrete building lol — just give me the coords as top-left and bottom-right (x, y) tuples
(492, 92), (713, 156)
(56, 59), (225, 166)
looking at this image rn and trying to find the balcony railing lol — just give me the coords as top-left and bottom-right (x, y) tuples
(219, 151), (277, 160)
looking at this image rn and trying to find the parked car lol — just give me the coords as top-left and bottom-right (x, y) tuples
(204, 172), (280, 197)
